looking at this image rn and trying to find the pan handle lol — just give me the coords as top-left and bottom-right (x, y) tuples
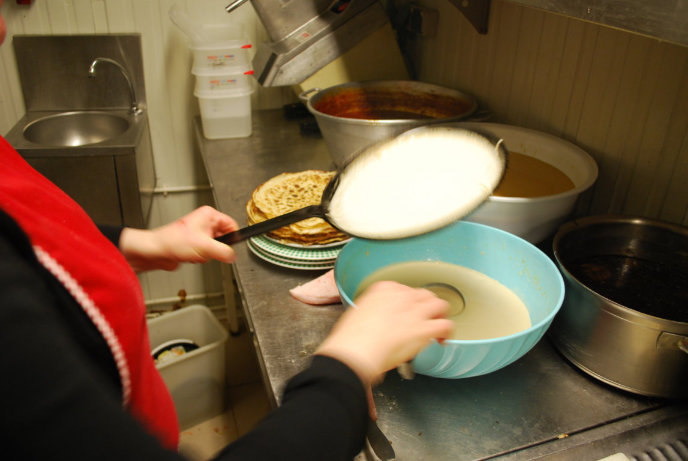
(679, 337), (688, 355)
(225, 0), (248, 13)
(657, 332), (688, 355)
(298, 88), (320, 103)
(216, 205), (325, 245)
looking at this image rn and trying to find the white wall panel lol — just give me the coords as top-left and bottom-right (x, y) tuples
(72, 0), (97, 32)
(44, 1), (73, 33)
(412, 0), (688, 226)
(0, 48), (21, 130)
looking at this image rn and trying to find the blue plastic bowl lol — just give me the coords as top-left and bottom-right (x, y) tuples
(334, 221), (565, 379)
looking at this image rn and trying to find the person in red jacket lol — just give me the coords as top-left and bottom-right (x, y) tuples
(0, 2), (452, 459)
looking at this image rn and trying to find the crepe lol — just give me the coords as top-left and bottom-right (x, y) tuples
(252, 170), (335, 218)
(246, 170), (349, 246)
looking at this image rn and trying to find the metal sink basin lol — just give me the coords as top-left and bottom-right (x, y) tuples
(4, 108), (153, 228)
(22, 111), (130, 147)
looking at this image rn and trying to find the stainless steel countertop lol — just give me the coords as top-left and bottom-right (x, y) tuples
(196, 110), (687, 460)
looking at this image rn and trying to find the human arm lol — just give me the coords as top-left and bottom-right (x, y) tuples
(217, 355), (367, 461)
(0, 214), (184, 461)
(315, 280), (454, 387)
(215, 281), (453, 461)
(1, 208), (450, 461)
(117, 206), (238, 272)
(1, 209), (360, 461)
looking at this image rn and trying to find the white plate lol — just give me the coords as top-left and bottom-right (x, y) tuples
(264, 234), (351, 249)
(250, 242), (336, 265)
(251, 235), (343, 262)
(247, 239), (335, 270)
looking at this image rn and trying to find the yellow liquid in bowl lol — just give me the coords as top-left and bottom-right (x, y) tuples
(494, 152), (575, 198)
(355, 261), (531, 340)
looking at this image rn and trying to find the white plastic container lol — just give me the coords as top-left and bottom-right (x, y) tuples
(193, 64), (254, 93)
(187, 22), (252, 73)
(195, 85), (253, 139)
(147, 305), (229, 429)
(193, 23), (250, 47)
(168, 5), (251, 53)
(191, 42), (251, 73)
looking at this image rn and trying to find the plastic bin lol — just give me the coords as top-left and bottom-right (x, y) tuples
(191, 42), (251, 72)
(169, 5), (251, 50)
(193, 23), (250, 46)
(195, 85), (253, 139)
(193, 64), (254, 93)
(147, 305), (229, 429)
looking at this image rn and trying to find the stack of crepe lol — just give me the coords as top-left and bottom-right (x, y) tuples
(246, 170), (349, 246)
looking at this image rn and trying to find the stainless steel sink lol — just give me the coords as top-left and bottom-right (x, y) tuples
(22, 111), (130, 147)
(4, 108), (154, 228)
(4, 36), (152, 227)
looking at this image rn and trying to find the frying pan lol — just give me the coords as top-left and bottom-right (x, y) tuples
(216, 126), (507, 245)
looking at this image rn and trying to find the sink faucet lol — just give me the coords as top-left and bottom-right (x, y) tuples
(88, 57), (143, 115)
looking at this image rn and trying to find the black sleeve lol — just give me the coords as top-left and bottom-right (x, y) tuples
(216, 355), (368, 461)
(98, 225), (124, 247)
(0, 219), (182, 461)
(1, 214), (368, 461)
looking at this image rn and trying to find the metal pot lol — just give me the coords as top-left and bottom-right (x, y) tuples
(549, 215), (688, 399)
(447, 122), (598, 244)
(300, 80), (477, 168)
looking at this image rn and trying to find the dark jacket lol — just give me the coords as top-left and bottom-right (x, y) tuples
(0, 209), (367, 460)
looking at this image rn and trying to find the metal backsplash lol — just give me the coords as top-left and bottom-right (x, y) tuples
(13, 34), (146, 112)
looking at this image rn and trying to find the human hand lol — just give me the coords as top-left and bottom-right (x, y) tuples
(118, 206), (238, 272)
(315, 281), (454, 387)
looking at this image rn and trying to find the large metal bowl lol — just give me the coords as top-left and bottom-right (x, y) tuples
(301, 80), (477, 168)
(443, 122), (599, 244)
(335, 220), (565, 379)
(549, 215), (688, 398)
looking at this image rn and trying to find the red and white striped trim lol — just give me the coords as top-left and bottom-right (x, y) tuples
(33, 246), (132, 406)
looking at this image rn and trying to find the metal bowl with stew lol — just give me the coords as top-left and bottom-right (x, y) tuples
(301, 80), (478, 168)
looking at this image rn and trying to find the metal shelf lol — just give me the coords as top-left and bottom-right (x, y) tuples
(450, 0), (688, 47)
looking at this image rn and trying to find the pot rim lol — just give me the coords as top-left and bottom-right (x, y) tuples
(553, 214), (688, 330)
(300, 79), (478, 124)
